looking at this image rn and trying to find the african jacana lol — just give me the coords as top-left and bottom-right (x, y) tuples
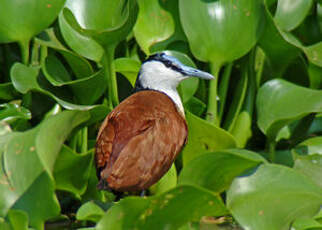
(95, 52), (214, 192)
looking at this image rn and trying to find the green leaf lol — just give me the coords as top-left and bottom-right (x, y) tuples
(0, 0), (65, 43)
(227, 164), (322, 230)
(58, 12), (104, 62)
(256, 79), (322, 140)
(274, 0), (313, 31)
(10, 63), (109, 122)
(184, 97), (206, 117)
(229, 111), (253, 148)
(258, 3), (300, 75)
(36, 29), (94, 80)
(0, 83), (18, 101)
(13, 173), (60, 230)
(53, 146), (93, 196)
(7, 209), (29, 230)
(179, 0), (264, 65)
(293, 153), (322, 190)
(150, 164), (177, 195)
(96, 185), (227, 230)
(0, 104), (31, 124)
(36, 111), (90, 178)
(294, 136), (322, 155)
(292, 217), (322, 230)
(182, 111), (236, 165)
(42, 55), (107, 105)
(0, 110), (89, 226)
(63, 0), (138, 47)
(179, 149), (266, 193)
(114, 58), (141, 86)
(133, 0), (175, 54)
(76, 201), (105, 223)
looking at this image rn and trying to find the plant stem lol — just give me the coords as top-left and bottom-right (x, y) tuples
(81, 127), (88, 153)
(102, 46), (119, 109)
(206, 62), (221, 125)
(31, 39), (40, 66)
(268, 140), (276, 163)
(218, 62), (233, 122)
(19, 40), (30, 65)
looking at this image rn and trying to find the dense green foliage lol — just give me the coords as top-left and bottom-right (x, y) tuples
(0, 0), (322, 229)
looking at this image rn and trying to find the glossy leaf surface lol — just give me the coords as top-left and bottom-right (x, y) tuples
(180, 0), (264, 64)
(275, 0), (313, 31)
(97, 185), (227, 230)
(182, 112), (236, 164)
(227, 164), (322, 230)
(257, 79), (322, 140)
(179, 149), (266, 193)
(0, 0), (65, 43)
(134, 0), (174, 54)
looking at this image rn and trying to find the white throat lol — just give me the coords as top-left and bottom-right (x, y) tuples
(138, 61), (186, 116)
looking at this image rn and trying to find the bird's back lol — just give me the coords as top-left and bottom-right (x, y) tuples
(95, 90), (187, 192)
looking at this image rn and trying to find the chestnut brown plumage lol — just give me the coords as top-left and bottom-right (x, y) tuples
(95, 52), (214, 193)
(95, 90), (187, 192)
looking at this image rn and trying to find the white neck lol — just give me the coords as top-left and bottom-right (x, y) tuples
(138, 61), (186, 117)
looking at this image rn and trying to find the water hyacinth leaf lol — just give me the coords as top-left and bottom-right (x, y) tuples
(114, 57), (141, 86)
(292, 136), (322, 189)
(293, 153), (322, 189)
(294, 136), (322, 155)
(150, 163), (177, 195)
(182, 111), (236, 165)
(0, 104), (31, 124)
(59, 11), (104, 62)
(0, 0), (65, 43)
(274, 0), (313, 31)
(53, 146), (93, 196)
(179, 149), (266, 193)
(292, 217), (322, 230)
(179, 0), (264, 65)
(13, 172), (60, 230)
(230, 111), (252, 148)
(184, 97), (206, 117)
(97, 185), (227, 230)
(257, 79), (322, 140)
(36, 29), (94, 80)
(258, 3), (301, 76)
(308, 63), (322, 89)
(227, 164), (322, 230)
(7, 209), (29, 230)
(36, 111), (90, 177)
(63, 0), (138, 47)
(304, 42), (322, 67)
(76, 201), (105, 223)
(150, 0), (188, 52)
(10, 63), (109, 122)
(0, 83), (18, 101)
(133, 0), (175, 54)
(42, 55), (107, 104)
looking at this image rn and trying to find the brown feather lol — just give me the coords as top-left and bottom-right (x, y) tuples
(95, 90), (187, 192)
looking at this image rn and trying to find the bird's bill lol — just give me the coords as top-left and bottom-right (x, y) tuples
(181, 66), (214, 80)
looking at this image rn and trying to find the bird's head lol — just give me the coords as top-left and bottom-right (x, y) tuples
(135, 52), (214, 92)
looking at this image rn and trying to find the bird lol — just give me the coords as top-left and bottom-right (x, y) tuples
(95, 52), (214, 193)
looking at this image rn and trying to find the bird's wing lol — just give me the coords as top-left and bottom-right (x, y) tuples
(95, 91), (187, 191)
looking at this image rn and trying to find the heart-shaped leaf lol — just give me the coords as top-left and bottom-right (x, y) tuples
(227, 164), (322, 230)
(179, 149), (266, 193)
(274, 0), (313, 31)
(182, 111), (236, 164)
(133, 0), (175, 54)
(257, 79), (322, 140)
(96, 185), (227, 230)
(76, 201), (105, 223)
(54, 146), (93, 196)
(179, 0), (264, 65)
(0, 0), (65, 43)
